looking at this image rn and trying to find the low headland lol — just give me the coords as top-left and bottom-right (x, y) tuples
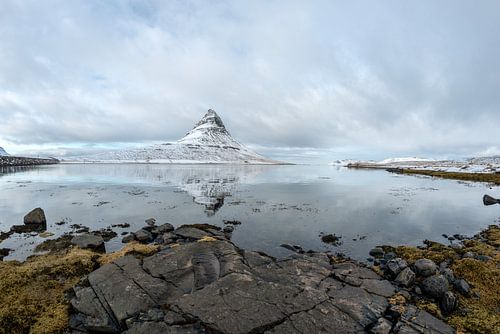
(0, 156), (59, 167)
(0, 207), (499, 333)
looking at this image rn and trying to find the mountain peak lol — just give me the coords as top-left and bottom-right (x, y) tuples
(177, 109), (240, 147)
(193, 109), (226, 130)
(0, 147), (9, 156)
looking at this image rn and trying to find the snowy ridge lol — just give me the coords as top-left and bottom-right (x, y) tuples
(0, 147), (9, 156)
(67, 109), (281, 164)
(378, 157), (435, 164)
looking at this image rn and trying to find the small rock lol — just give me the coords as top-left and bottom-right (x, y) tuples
(280, 244), (304, 253)
(414, 258), (437, 277)
(134, 229), (153, 243)
(71, 234), (105, 252)
(223, 226), (234, 234)
(450, 243), (464, 250)
(369, 247), (385, 258)
(151, 223), (174, 235)
(395, 267), (415, 287)
(463, 251), (475, 259)
(414, 286), (422, 295)
(440, 291), (457, 315)
(441, 268), (455, 284)
(421, 275), (449, 299)
(454, 278), (470, 296)
(384, 252), (396, 260)
(386, 258), (408, 277)
(475, 254), (492, 262)
(145, 218), (156, 226)
(321, 233), (342, 245)
(39, 231), (54, 238)
(122, 234), (135, 243)
(370, 317), (392, 334)
(162, 232), (176, 244)
(223, 220), (242, 225)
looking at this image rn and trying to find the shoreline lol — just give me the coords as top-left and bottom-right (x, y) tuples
(0, 156), (59, 167)
(1, 212), (498, 333)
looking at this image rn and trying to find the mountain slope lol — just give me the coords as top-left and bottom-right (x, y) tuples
(69, 109), (281, 164)
(0, 147), (9, 156)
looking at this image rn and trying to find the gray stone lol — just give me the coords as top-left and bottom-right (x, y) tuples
(152, 223), (174, 235)
(135, 229), (153, 243)
(386, 258), (408, 277)
(395, 267), (415, 287)
(24, 207), (46, 226)
(463, 251), (475, 259)
(475, 254), (492, 262)
(421, 275), (449, 299)
(440, 291), (457, 315)
(145, 218), (156, 226)
(393, 305), (455, 334)
(369, 247), (385, 258)
(454, 278), (470, 295)
(370, 317), (392, 334)
(414, 258), (437, 277)
(122, 234), (135, 243)
(71, 234), (105, 252)
(441, 268), (455, 284)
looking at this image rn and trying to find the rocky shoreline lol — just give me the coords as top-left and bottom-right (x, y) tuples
(0, 209), (499, 333)
(0, 156), (59, 167)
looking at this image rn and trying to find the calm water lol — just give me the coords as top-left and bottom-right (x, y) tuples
(0, 164), (498, 261)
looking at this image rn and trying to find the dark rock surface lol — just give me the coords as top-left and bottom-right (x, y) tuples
(483, 194), (500, 206)
(0, 155), (59, 167)
(70, 225), (454, 334)
(421, 275), (449, 299)
(414, 258), (438, 277)
(71, 234), (105, 252)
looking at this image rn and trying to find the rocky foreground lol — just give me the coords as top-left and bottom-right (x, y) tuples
(1, 210), (499, 333)
(67, 224), (454, 334)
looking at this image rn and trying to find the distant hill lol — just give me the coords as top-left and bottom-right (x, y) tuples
(0, 147), (9, 156)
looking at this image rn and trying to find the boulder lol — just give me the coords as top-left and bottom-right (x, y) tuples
(414, 258), (437, 277)
(151, 223), (174, 235)
(483, 194), (500, 206)
(24, 208), (47, 226)
(395, 267), (415, 287)
(369, 247), (384, 258)
(421, 275), (449, 299)
(71, 234), (105, 252)
(134, 229), (153, 243)
(122, 234), (135, 243)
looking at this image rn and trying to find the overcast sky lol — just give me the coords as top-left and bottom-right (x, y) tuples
(1, 1), (499, 162)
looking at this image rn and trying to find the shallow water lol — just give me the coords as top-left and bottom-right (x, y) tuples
(0, 164), (498, 261)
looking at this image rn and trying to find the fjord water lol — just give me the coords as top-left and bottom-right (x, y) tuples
(0, 164), (498, 261)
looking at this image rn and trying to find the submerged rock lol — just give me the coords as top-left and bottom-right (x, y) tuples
(483, 194), (500, 206)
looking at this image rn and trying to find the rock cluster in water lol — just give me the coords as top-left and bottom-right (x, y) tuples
(69, 223), (454, 334)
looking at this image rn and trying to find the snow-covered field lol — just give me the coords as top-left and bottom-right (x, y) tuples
(64, 110), (282, 165)
(337, 156), (500, 174)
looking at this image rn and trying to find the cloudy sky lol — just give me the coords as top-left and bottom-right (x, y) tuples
(1, 1), (499, 162)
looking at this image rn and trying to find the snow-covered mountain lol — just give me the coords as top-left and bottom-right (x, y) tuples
(0, 147), (9, 156)
(68, 109), (281, 164)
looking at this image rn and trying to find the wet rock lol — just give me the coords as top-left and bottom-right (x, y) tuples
(223, 225), (234, 234)
(440, 291), (457, 315)
(483, 194), (500, 206)
(174, 226), (219, 240)
(0, 248), (11, 260)
(152, 223), (174, 235)
(135, 229), (153, 243)
(370, 317), (392, 334)
(414, 258), (437, 277)
(162, 232), (176, 244)
(369, 247), (385, 258)
(475, 254), (492, 262)
(421, 274), (449, 299)
(454, 278), (470, 296)
(71, 234), (105, 252)
(321, 233), (342, 245)
(384, 252), (396, 260)
(122, 234), (135, 243)
(95, 229), (118, 241)
(24, 207), (47, 226)
(223, 220), (241, 225)
(395, 267), (415, 287)
(386, 258), (408, 277)
(280, 244), (304, 253)
(145, 218), (156, 226)
(112, 223), (131, 228)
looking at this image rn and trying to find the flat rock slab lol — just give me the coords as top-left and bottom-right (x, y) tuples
(71, 234), (105, 252)
(70, 226), (455, 334)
